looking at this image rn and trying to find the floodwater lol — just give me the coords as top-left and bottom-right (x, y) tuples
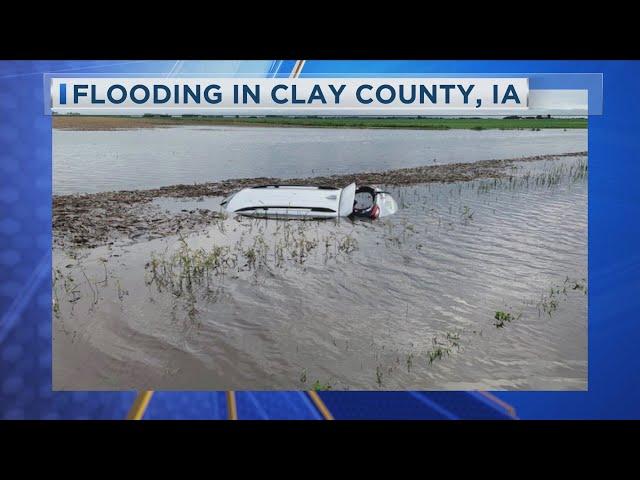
(53, 126), (587, 195)
(53, 154), (587, 390)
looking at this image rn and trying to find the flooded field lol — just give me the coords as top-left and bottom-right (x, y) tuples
(53, 126), (587, 194)
(53, 153), (587, 390)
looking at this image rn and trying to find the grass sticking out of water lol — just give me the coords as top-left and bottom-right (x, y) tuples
(144, 220), (361, 328)
(427, 347), (448, 364)
(54, 267), (81, 305)
(425, 331), (463, 366)
(116, 279), (128, 302)
(494, 310), (521, 328)
(491, 277), (586, 327)
(147, 224), (361, 298)
(146, 238), (238, 298)
(536, 276), (587, 318)
(475, 157), (588, 196)
(311, 380), (332, 391)
(461, 205), (474, 224)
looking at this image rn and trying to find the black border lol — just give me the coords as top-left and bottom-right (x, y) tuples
(1, 420), (638, 461)
(6, 9), (640, 60)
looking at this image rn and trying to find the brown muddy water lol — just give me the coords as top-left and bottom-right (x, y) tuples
(53, 154), (587, 390)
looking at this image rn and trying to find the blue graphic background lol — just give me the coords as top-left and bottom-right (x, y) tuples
(0, 60), (636, 419)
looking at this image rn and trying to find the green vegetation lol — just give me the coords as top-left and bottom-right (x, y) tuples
(56, 115), (587, 131)
(311, 380), (332, 391)
(164, 115), (586, 130)
(494, 310), (518, 328)
(406, 353), (414, 373)
(461, 205), (474, 223)
(427, 347), (448, 364)
(145, 224), (360, 299)
(376, 365), (384, 386)
(537, 277), (587, 317)
(476, 157), (588, 195)
(425, 332), (463, 365)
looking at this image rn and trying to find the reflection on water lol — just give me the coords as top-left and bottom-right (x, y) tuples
(53, 156), (587, 390)
(53, 126), (587, 194)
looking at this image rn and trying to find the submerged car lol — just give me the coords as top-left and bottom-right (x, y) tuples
(221, 183), (397, 220)
(351, 185), (398, 219)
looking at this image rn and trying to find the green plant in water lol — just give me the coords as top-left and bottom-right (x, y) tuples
(427, 347), (447, 364)
(445, 331), (461, 347)
(311, 380), (332, 391)
(571, 278), (587, 293)
(406, 353), (413, 373)
(244, 247), (257, 268)
(116, 279), (128, 302)
(376, 365), (383, 386)
(494, 310), (519, 328)
(461, 205), (474, 223)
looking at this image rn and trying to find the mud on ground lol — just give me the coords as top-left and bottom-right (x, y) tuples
(53, 151), (586, 249)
